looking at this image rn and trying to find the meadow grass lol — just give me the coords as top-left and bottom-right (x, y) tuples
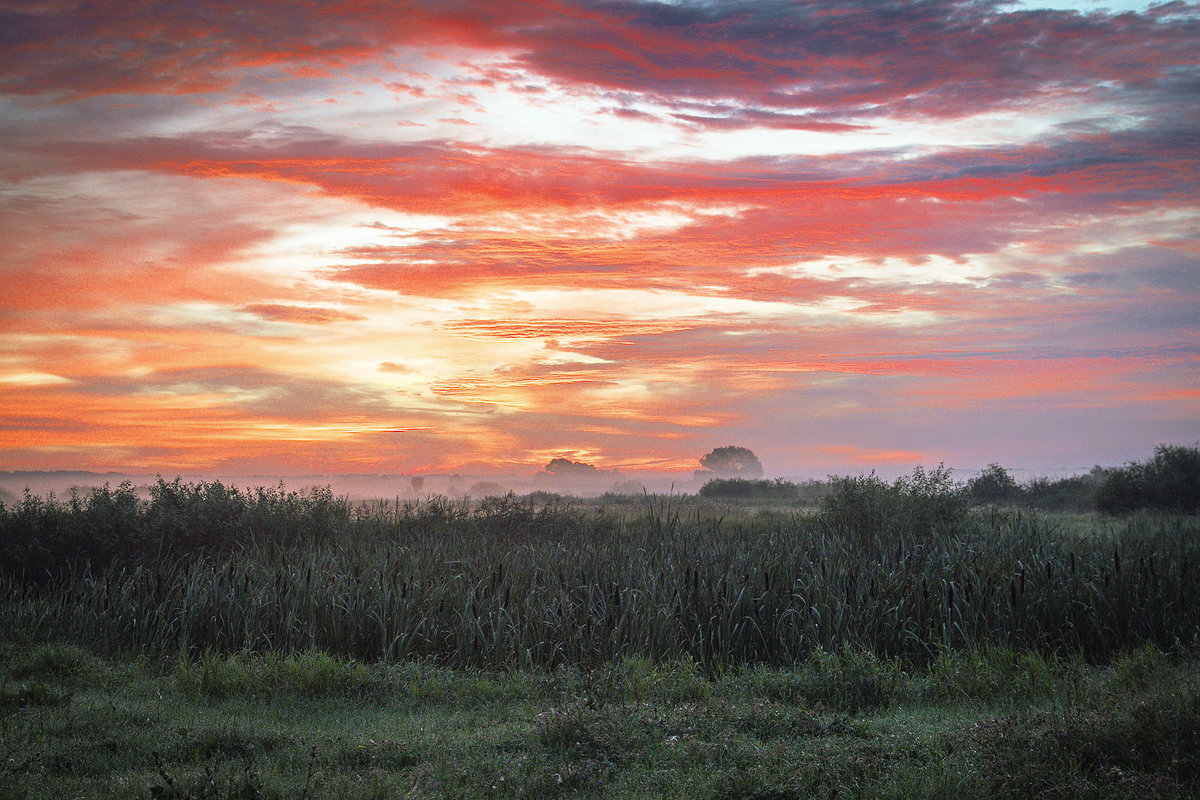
(2, 641), (1197, 799)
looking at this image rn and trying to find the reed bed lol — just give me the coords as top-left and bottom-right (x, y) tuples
(2, 481), (1198, 670)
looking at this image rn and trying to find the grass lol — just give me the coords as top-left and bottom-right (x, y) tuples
(2, 642), (1198, 799)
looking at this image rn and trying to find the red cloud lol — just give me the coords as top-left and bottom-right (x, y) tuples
(2, 0), (1196, 126)
(21, 122), (1192, 310)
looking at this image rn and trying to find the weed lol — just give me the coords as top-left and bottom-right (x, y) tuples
(795, 646), (903, 712)
(5, 643), (97, 682)
(175, 649), (384, 700)
(967, 658), (1200, 799)
(151, 750), (263, 800)
(0, 682), (72, 714)
(4, 480), (1200, 676)
(925, 645), (1081, 703)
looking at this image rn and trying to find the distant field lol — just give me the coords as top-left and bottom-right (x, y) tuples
(2, 477), (1197, 798)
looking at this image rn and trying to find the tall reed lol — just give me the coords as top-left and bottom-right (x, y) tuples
(4, 482), (1199, 670)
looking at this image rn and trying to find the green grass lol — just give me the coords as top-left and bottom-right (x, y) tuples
(3, 642), (1197, 799)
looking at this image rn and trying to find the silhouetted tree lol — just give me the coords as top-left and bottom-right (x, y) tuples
(544, 458), (605, 478)
(699, 478), (799, 500)
(967, 463), (1020, 505)
(697, 446), (763, 479)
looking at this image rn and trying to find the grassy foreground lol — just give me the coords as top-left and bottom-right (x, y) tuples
(3, 640), (1199, 799)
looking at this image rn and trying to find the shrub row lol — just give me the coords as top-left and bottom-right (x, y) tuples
(1096, 444), (1200, 515)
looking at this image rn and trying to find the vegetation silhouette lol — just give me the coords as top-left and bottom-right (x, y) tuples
(696, 445), (764, 479)
(1096, 444), (1200, 515)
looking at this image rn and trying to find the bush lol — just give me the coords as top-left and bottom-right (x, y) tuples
(176, 649), (382, 699)
(1145, 444), (1200, 514)
(0, 479), (357, 581)
(925, 645), (1077, 702)
(1023, 472), (1100, 512)
(1097, 464), (1151, 516)
(0, 483), (145, 580)
(968, 464), (1021, 506)
(794, 646), (903, 712)
(5, 643), (98, 683)
(1098, 445), (1200, 515)
(819, 465), (966, 541)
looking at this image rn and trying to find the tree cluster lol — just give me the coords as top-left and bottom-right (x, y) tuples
(694, 446), (764, 480)
(1095, 444), (1200, 515)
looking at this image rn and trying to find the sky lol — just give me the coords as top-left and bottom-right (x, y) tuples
(0, 0), (1198, 480)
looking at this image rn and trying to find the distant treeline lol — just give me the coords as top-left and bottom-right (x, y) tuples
(697, 477), (828, 503)
(698, 444), (1200, 516)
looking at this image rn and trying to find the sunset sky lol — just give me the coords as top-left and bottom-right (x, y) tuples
(1, 0), (1198, 479)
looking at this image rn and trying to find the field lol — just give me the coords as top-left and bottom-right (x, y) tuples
(2, 476), (1198, 799)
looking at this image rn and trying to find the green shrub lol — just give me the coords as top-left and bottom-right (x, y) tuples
(968, 464), (1021, 506)
(1022, 473), (1100, 512)
(176, 649), (381, 699)
(925, 645), (1078, 702)
(1098, 444), (1200, 515)
(5, 643), (97, 682)
(819, 465), (966, 541)
(1097, 464), (1152, 516)
(0, 479), (358, 582)
(1145, 445), (1200, 514)
(794, 646), (903, 712)
(0, 682), (72, 714)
